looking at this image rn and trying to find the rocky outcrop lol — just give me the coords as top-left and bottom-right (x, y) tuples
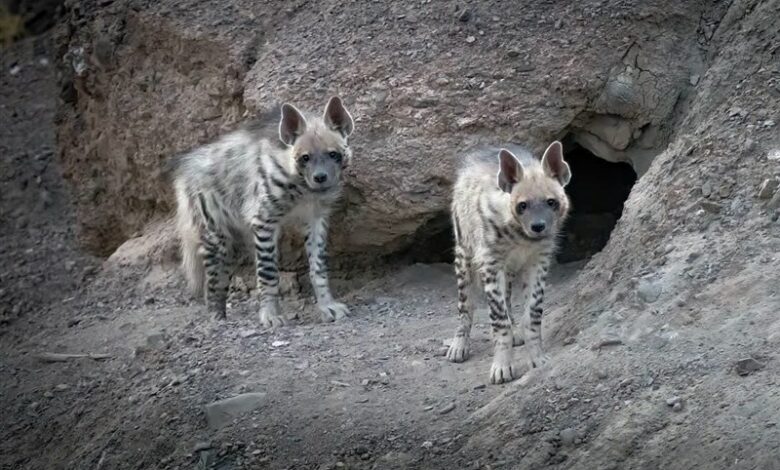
(56, 0), (705, 264)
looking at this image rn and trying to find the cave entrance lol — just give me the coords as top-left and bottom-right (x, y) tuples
(556, 140), (637, 263)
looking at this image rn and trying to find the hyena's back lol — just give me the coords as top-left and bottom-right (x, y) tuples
(171, 117), (280, 297)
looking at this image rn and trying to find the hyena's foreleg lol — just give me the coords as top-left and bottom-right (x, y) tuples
(479, 259), (517, 384)
(446, 243), (473, 363)
(305, 215), (349, 322)
(519, 260), (551, 368)
(505, 272), (526, 347)
(251, 213), (287, 328)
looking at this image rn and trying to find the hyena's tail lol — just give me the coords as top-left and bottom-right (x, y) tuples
(175, 182), (205, 299)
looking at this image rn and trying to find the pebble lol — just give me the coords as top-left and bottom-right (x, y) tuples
(699, 200), (723, 214)
(55, 384), (70, 391)
(271, 340), (289, 347)
(193, 441), (213, 452)
(559, 428), (578, 446)
(421, 441), (434, 449)
(758, 179), (778, 200)
(240, 329), (260, 338)
(666, 396), (683, 411)
(465, 35), (476, 43)
(735, 357), (764, 376)
(438, 402), (456, 415)
(637, 279), (662, 303)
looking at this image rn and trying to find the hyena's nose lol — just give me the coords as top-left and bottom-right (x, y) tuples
(313, 173), (328, 184)
(531, 222), (546, 233)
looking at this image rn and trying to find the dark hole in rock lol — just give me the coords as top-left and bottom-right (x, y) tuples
(397, 212), (455, 265)
(557, 140), (637, 263)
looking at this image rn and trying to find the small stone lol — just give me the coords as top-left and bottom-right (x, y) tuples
(473, 384), (486, 390)
(434, 347), (448, 357)
(55, 384), (70, 391)
(205, 392), (267, 428)
(438, 402), (456, 415)
(554, 19), (563, 29)
(271, 340), (289, 347)
(757, 179), (778, 200)
(666, 396), (683, 411)
(637, 280), (662, 303)
(559, 428), (578, 446)
(735, 357), (764, 376)
(689, 74), (700, 86)
(591, 338), (623, 350)
(699, 200), (723, 214)
(456, 117), (477, 129)
(421, 441), (434, 449)
(240, 329), (260, 338)
(465, 35), (476, 43)
(193, 441), (213, 452)
(43, 391), (54, 399)
(686, 251), (701, 263)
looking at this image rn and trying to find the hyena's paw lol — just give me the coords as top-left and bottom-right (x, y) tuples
(259, 302), (288, 328)
(512, 328), (525, 347)
(446, 336), (470, 363)
(489, 347), (517, 384)
(318, 301), (350, 323)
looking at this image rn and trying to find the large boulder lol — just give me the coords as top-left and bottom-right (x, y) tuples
(55, 0), (701, 265)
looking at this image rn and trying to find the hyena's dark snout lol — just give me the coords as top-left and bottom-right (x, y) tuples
(313, 172), (328, 184)
(530, 222), (547, 233)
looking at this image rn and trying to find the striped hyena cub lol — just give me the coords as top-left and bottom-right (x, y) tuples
(171, 97), (355, 327)
(447, 141), (571, 384)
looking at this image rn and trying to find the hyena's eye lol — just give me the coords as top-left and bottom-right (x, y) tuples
(546, 198), (559, 210)
(516, 201), (528, 213)
(300, 154), (310, 163)
(328, 151), (342, 163)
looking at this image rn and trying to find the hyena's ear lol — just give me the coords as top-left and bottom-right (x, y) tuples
(497, 148), (524, 193)
(323, 96), (354, 138)
(279, 103), (308, 146)
(541, 141), (571, 187)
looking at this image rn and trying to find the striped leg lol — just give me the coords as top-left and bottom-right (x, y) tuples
(446, 243), (473, 363)
(251, 214), (287, 328)
(520, 260), (551, 368)
(202, 229), (230, 319)
(306, 215), (349, 322)
(506, 272), (528, 347)
(480, 260), (516, 384)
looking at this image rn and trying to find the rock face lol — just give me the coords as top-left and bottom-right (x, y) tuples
(55, 0), (703, 263)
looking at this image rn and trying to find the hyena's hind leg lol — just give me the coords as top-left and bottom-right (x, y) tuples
(446, 243), (474, 363)
(196, 195), (234, 320)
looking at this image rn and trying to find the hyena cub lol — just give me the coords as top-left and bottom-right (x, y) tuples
(171, 97), (355, 327)
(447, 141), (571, 384)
